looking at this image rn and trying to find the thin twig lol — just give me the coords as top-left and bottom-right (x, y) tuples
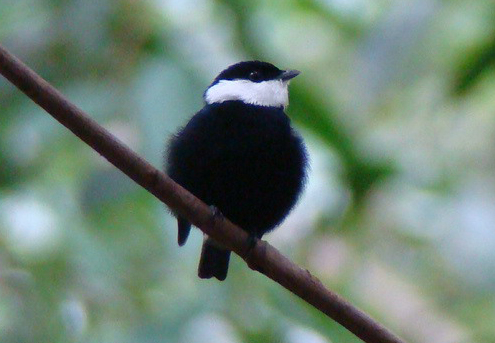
(0, 44), (406, 343)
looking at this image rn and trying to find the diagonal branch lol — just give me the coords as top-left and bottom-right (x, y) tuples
(0, 44), (406, 343)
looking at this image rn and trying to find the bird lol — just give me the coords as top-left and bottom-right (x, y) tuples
(165, 61), (308, 281)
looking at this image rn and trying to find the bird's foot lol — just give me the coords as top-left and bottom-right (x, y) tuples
(209, 205), (224, 223)
(244, 233), (259, 257)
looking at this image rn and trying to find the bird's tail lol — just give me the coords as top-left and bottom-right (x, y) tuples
(177, 217), (191, 246)
(198, 237), (231, 281)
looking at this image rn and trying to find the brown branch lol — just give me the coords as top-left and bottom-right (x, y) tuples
(0, 44), (407, 343)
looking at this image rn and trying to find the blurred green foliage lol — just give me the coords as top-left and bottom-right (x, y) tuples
(2, 1), (495, 343)
(454, 32), (495, 95)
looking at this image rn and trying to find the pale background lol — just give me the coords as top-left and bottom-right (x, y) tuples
(1, 1), (495, 342)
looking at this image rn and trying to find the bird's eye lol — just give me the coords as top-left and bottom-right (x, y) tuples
(249, 71), (261, 82)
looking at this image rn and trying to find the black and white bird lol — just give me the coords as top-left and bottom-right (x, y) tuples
(166, 61), (308, 281)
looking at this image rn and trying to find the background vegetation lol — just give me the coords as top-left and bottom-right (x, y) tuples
(2, 0), (495, 342)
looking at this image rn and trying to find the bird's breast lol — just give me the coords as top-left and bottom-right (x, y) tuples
(166, 101), (307, 234)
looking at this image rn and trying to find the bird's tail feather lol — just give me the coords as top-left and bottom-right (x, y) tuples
(177, 217), (191, 246)
(198, 237), (230, 281)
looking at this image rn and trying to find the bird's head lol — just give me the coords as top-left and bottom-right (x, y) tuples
(204, 61), (300, 109)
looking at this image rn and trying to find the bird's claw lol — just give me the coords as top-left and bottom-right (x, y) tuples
(244, 233), (258, 256)
(209, 205), (224, 222)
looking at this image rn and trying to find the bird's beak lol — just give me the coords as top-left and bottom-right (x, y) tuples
(279, 69), (301, 81)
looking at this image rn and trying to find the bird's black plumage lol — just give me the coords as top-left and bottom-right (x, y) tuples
(165, 61), (308, 280)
